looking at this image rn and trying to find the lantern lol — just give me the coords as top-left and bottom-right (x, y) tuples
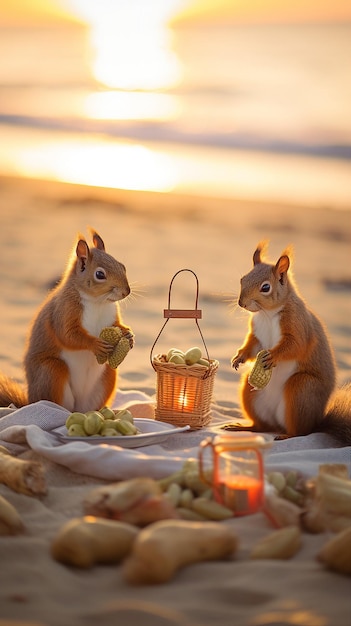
(151, 269), (219, 429)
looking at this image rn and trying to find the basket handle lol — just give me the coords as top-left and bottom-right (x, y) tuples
(150, 269), (210, 369)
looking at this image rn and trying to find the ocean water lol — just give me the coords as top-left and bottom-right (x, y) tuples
(0, 21), (350, 208)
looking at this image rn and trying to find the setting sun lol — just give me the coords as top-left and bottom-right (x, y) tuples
(66, 0), (184, 90)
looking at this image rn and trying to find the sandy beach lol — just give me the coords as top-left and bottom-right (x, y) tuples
(1, 174), (350, 397)
(0, 174), (350, 626)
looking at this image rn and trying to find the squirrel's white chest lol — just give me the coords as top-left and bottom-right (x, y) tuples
(81, 297), (117, 335)
(252, 309), (282, 349)
(251, 308), (298, 430)
(60, 297), (118, 412)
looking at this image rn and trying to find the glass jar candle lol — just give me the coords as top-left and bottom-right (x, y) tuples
(199, 433), (272, 516)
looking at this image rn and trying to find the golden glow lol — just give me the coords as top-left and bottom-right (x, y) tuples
(66, 0), (184, 90)
(0, 0), (80, 25)
(173, 0), (351, 24)
(85, 91), (182, 121)
(1, 129), (176, 192)
(2, 127), (351, 208)
(1, 0), (350, 27)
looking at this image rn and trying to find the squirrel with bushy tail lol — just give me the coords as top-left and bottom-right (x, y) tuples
(231, 240), (351, 444)
(0, 229), (134, 413)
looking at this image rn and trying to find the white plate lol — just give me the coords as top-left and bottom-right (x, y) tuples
(52, 418), (191, 449)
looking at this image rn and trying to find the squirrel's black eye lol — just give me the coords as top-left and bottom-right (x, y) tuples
(260, 281), (272, 294)
(95, 267), (107, 281)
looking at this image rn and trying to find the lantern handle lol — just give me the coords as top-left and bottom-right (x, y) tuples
(165, 268), (201, 318)
(150, 269), (211, 369)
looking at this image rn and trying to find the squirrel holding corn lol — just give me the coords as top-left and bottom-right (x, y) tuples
(231, 241), (351, 443)
(0, 229), (134, 413)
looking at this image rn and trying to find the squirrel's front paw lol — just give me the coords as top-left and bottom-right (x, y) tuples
(122, 328), (134, 349)
(231, 353), (245, 370)
(261, 350), (274, 369)
(95, 339), (114, 364)
(96, 326), (132, 368)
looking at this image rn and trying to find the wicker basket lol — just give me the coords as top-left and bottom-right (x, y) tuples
(152, 354), (219, 428)
(151, 269), (219, 430)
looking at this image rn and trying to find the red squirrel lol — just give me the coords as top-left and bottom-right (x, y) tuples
(0, 229), (134, 412)
(231, 241), (351, 443)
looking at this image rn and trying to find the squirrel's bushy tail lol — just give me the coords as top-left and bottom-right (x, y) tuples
(0, 373), (27, 409)
(320, 382), (351, 445)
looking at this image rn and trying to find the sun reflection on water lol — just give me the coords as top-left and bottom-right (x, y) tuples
(85, 90), (182, 121)
(46, 0), (186, 191)
(1, 128), (177, 192)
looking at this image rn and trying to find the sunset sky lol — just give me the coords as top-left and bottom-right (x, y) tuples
(0, 0), (350, 26)
(0, 0), (350, 201)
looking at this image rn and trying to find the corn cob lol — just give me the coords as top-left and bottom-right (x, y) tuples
(248, 350), (272, 390)
(96, 353), (107, 365)
(100, 326), (124, 344)
(108, 336), (131, 369)
(96, 326), (124, 364)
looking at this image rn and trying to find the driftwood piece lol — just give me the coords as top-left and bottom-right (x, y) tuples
(0, 445), (47, 496)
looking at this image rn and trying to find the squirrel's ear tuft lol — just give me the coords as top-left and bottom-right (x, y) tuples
(281, 244), (294, 262)
(90, 228), (105, 251)
(253, 240), (269, 266)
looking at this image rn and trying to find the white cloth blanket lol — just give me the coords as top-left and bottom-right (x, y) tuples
(0, 390), (350, 480)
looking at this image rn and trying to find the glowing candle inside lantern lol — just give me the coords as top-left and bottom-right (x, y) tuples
(173, 376), (197, 413)
(177, 389), (188, 409)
